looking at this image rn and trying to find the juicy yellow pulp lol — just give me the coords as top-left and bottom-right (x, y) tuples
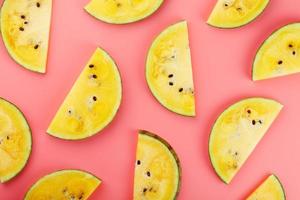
(0, 0), (52, 73)
(146, 21), (195, 116)
(85, 0), (163, 24)
(134, 131), (180, 200)
(209, 98), (282, 184)
(47, 48), (122, 140)
(253, 23), (300, 81)
(24, 170), (101, 200)
(0, 98), (31, 183)
(207, 0), (269, 28)
(247, 175), (285, 200)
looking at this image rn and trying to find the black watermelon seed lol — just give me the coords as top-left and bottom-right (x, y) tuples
(289, 44), (293, 48)
(92, 74), (97, 79)
(24, 21), (28, 24)
(224, 4), (228, 7)
(247, 110), (251, 114)
(36, 2), (41, 7)
(6, 136), (10, 140)
(137, 160), (141, 165)
(21, 15), (26, 19)
(19, 27), (24, 31)
(168, 74), (173, 78)
(258, 120), (263, 124)
(252, 120), (256, 125)
(143, 188), (147, 193)
(169, 82), (173, 86)
(293, 51), (296, 55)
(179, 88), (183, 92)
(34, 44), (39, 49)
(89, 64), (94, 68)
(93, 96), (97, 101)
(146, 171), (151, 177)
(278, 60), (283, 65)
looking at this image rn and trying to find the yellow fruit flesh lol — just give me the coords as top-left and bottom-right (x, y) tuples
(207, 0), (269, 28)
(0, 98), (31, 183)
(47, 48), (122, 140)
(0, 0), (52, 73)
(24, 170), (101, 200)
(209, 98), (282, 184)
(85, 0), (163, 24)
(146, 21), (195, 116)
(247, 175), (285, 200)
(253, 23), (300, 81)
(134, 131), (180, 200)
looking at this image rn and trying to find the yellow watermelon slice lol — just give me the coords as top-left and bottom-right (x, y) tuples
(0, 97), (31, 183)
(246, 175), (286, 200)
(85, 0), (163, 24)
(47, 48), (122, 140)
(24, 169), (101, 200)
(146, 21), (195, 117)
(0, 0), (52, 73)
(133, 130), (181, 200)
(207, 0), (269, 28)
(209, 98), (282, 184)
(253, 23), (300, 81)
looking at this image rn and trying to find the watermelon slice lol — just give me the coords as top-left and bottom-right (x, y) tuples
(146, 21), (195, 116)
(47, 48), (122, 140)
(246, 175), (286, 200)
(209, 98), (282, 184)
(24, 169), (101, 200)
(253, 23), (300, 81)
(0, 0), (52, 73)
(207, 0), (269, 28)
(85, 0), (164, 24)
(0, 97), (31, 183)
(133, 130), (181, 200)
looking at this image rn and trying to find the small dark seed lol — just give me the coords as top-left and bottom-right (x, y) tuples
(169, 82), (174, 86)
(143, 188), (147, 193)
(92, 74), (97, 79)
(237, 7), (242, 11)
(24, 21), (28, 24)
(6, 136), (10, 140)
(278, 60), (283, 65)
(293, 51), (296, 55)
(258, 120), (263, 124)
(89, 64), (94, 68)
(34, 44), (39, 49)
(179, 88), (183, 92)
(247, 110), (251, 114)
(252, 120), (256, 125)
(224, 3), (228, 7)
(137, 160), (141, 165)
(36, 2), (40, 7)
(289, 44), (293, 48)
(21, 15), (26, 19)
(149, 187), (153, 192)
(168, 74), (173, 78)
(235, 152), (238, 156)
(146, 171), (151, 177)
(93, 96), (97, 101)
(19, 27), (24, 31)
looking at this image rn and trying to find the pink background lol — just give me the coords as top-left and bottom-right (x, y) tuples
(0, 0), (299, 199)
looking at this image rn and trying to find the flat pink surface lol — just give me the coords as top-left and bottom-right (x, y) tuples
(0, 0), (299, 199)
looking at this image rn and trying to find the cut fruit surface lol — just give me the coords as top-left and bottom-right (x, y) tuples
(134, 130), (181, 200)
(207, 0), (269, 28)
(209, 98), (282, 184)
(24, 169), (101, 200)
(0, 0), (52, 73)
(253, 23), (300, 81)
(47, 48), (122, 140)
(247, 175), (286, 200)
(0, 98), (31, 183)
(85, 0), (163, 24)
(146, 21), (195, 116)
